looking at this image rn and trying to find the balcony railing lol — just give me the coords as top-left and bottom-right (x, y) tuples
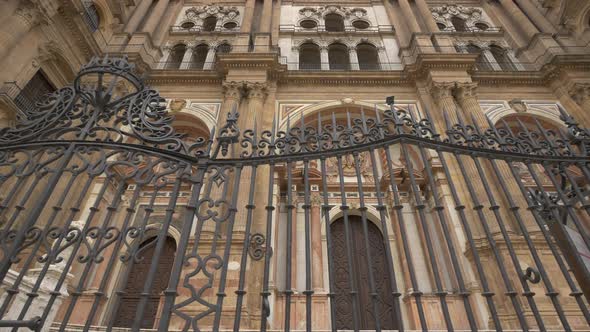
(156, 61), (217, 70)
(0, 82), (37, 117)
(284, 61), (401, 71)
(279, 24), (395, 33)
(169, 26), (240, 33)
(438, 26), (503, 33)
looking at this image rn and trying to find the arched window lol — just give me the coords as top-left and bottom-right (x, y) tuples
(113, 237), (176, 328)
(328, 43), (350, 70)
(466, 44), (491, 71)
(325, 14), (345, 32)
(299, 43), (321, 70)
(356, 43), (380, 70)
(166, 44), (187, 69)
(216, 43), (232, 55)
(191, 44), (209, 70)
(83, 2), (100, 32)
(490, 45), (516, 71)
(451, 16), (467, 32)
(202, 16), (217, 32)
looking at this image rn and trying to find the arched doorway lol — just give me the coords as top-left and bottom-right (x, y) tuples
(113, 237), (177, 328)
(330, 216), (397, 330)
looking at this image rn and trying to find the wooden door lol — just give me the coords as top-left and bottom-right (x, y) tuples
(331, 216), (397, 330)
(113, 237), (176, 328)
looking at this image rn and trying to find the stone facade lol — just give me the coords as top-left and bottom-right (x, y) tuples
(1, 0), (590, 331)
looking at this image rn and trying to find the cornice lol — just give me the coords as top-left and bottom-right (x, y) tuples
(146, 70), (222, 85)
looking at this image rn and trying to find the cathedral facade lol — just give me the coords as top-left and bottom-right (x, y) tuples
(1, 0), (590, 331)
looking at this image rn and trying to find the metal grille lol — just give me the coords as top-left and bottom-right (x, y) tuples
(0, 57), (589, 331)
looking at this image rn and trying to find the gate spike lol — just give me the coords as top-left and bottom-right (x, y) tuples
(300, 110), (305, 140)
(556, 104), (574, 123)
(360, 106), (368, 132)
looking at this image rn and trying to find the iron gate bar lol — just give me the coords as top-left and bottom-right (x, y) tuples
(468, 114), (543, 330)
(481, 117), (590, 324)
(394, 110), (455, 331)
(445, 112), (535, 331)
(425, 111), (505, 331)
(366, 106), (404, 332)
(350, 110), (383, 332)
(404, 108), (480, 331)
(488, 116), (590, 322)
(333, 117), (362, 331)
(2, 57), (590, 331)
(383, 142), (428, 331)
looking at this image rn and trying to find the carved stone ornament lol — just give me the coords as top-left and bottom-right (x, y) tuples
(430, 4), (485, 30)
(317, 5), (352, 18)
(169, 99), (187, 112)
(508, 99), (528, 113)
(185, 5), (240, 20)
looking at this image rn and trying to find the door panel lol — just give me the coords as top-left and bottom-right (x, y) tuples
(330, 216), (397, 330)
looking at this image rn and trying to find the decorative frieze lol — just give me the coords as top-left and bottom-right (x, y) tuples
(430, 4), (489, 31)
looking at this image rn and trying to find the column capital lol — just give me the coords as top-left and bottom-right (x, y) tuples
(245, 82), (268, 101)
(222, 81), (243, 101)
(569, 83), (590, 105)
(454, 82), (479, 102)
(15, 0), (47, 27)
(311, 193), (322, 207)
(428, 81), (455, 100)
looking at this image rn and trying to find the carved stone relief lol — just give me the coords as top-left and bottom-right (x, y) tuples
(430, 4), (488, 31)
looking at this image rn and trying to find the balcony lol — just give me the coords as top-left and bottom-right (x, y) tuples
(279, 24), (395, 34)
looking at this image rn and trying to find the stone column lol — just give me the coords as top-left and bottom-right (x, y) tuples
(259, 0), (273, 33)
(203, 46), (217, 70)
(124, 0), (154, 34)
(415, 0), (438, 32)
(383, 0), (410, 47)
(311, 193), (323, 290)
(481, 46), (503, 71)
(0, 3), (44, 59)
(398, 0), (421, 34)
(429, 82), (461, 124)
(179, 44), (194, 69)
(141, 0), (169, 35)
(453, 83), (488, 127)
(348, 46), (360, 70)
(241, 0), (256, 32)
(514, 0), (557, 34)
(498, 0), (539, 41)
(320, 46), (330, 70)
(158, 46), (172, 69)
(454, 82), (525, 232)
(377, 46), (389, 70)
(153, 0), (183, 46)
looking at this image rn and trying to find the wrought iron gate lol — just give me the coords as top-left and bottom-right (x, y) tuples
(0, 57), (589, 331)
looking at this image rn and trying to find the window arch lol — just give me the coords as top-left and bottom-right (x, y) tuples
(202, 16), (218, 32)
(489, 45), (515, 71)
(191, 44), (209, 70)
(328, 43), (350, 70)
(465, 44), (492, 71)
(299, 43), (321, 70)
(356, 43), (380, 70)
(216, 43), (232, 55)
(451, 16), (467, 32)
(325, 14), (345, 32)
(166, 44), (187, 69)
(83, 2), (100, 32)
